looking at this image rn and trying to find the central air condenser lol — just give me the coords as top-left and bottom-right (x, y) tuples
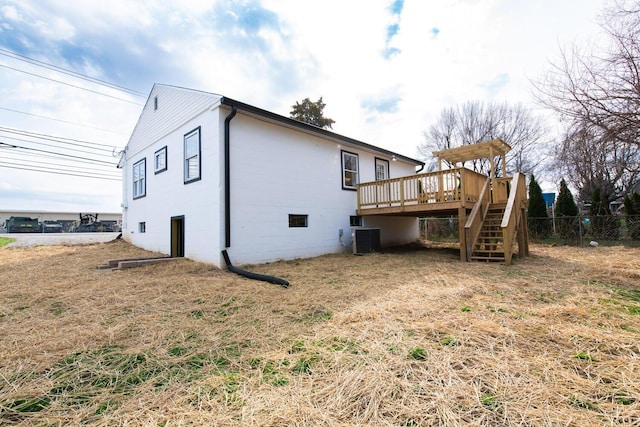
(352, 228), (381, 254)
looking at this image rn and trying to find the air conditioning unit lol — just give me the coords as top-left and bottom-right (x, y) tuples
(352, 228), (381, 255)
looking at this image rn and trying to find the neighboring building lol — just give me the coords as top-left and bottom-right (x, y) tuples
(120, 84), (424, 268)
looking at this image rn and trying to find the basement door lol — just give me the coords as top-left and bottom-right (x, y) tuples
(171, 216), (185, 258)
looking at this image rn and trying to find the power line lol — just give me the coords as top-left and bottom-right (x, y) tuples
(0, 141), (118, 166)
(1, 155), (121, 177)
(1, 147), (116, 168)
(0, 106), (129, 135)
(0, 134), (118, 158)
(0, 163), (121, 181)
(0, 62), (144, 105)
(0, 159), (120, 178)
(0, 126), (116, 154)
(0, 47), (147, 97)
(0, 126), (119, 150)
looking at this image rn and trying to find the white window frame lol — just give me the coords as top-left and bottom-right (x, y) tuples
(341, 150), (359, 190)
(184, 127), (201, 184)
(375, 157), (389, 181)
(133, 158), (146, 199)
(154, 146), (167, 174)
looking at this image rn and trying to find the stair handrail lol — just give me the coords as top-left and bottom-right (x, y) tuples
(464, 176), (491, 261)
(500, 172), (526, 265)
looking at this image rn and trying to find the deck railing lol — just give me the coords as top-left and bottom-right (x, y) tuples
(501, 172), (528, 264)
(493, 177), (510, 203)
(464, 177), (491, 260)
(357, 167), (488, 210)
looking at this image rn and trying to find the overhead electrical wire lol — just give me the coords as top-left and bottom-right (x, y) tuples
(1, 155), (121, 177)
(0, 141), (118, 166)
(0, 134), (118, 157)
(0, 160), (120, 178)
(0, 126), (119, 150)
(0, 133), (120, 158)
(0, 63), (144, 105)
(0, 47), (147, 97)
(0, 47), (136, 184)
(0, 106), (128, 135)
(0, 162), (121, 181)
(2, 154), (119, 172)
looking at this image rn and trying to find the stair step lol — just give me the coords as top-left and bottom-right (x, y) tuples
(471, 255), (506, 262)
(473, 248), (504, 253)
(470, 202), (508, 263)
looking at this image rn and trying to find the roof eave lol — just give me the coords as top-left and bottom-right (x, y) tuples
(220, 97), (423, 166)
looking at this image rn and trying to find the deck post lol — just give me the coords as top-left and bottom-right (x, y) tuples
(458, 207), (467, 261)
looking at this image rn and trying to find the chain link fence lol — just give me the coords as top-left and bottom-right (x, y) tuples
(420, 215), (640, 246)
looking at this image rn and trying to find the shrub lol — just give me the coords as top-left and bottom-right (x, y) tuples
(527, 174), (551, 238)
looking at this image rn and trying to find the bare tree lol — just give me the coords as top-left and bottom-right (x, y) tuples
(556, 119), (640, 203)
(535, 0), (640, 140)
(418, 101), (549, 176)
(534, 0), (640, 204)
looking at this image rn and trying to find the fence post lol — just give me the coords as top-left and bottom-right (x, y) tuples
(579, 215), (584, 247)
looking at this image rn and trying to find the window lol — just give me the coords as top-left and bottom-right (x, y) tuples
(154, 96), (158, 110)
(154, 146), (167, 174)
(139, 222), (146, 233)
(341, 150), (359, 190)
(350, 215), (363, 227)
(132, 158), (146, 199)
(184, 127), (201, 183)
(375, 158), (389, 181)
(289, 214), (308, 228)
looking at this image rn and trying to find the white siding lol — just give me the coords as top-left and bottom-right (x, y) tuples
(223, 110), (418, 265)
(123, 107), (222, 265)
(126, 85), (221, 157)
(123, 85), (420, 268)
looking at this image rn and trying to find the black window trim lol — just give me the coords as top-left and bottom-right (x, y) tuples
(184, 126), (202, 184)
(288, 214), (308, 228)
(154, 146), (168, 174)
(341, 149), (359, 191)
(132, 158), (146, 200)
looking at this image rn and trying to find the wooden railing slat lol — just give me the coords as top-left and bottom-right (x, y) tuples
(357, 167), (487, 210)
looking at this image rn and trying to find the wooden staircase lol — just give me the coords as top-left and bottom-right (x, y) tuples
(470, 203), (506, 262)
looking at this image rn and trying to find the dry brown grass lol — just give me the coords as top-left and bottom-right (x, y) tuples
(0, 240), (639, 426)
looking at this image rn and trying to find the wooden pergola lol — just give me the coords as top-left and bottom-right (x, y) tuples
(357, 137), (528, 263)
(433, 138), (512, 183)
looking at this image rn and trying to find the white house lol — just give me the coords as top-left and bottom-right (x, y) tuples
(120, 84), (424, 268)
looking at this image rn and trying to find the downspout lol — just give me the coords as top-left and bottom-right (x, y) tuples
(222, 250), (289, 288)
(222, 104), (289, 288)
(224, 106), (237, 248)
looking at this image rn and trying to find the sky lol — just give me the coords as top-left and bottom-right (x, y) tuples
(0, 0), (607, 212)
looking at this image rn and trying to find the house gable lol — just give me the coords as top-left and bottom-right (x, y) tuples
(126, 84), (222, 157)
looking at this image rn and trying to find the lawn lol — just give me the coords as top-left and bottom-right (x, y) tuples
(0, 237), (15, 248)
(0, 240), (638, 425)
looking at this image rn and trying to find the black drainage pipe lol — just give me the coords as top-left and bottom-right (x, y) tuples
(222, 250), (289, 288)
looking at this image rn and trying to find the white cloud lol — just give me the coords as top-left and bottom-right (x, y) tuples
(0, 0), (607, 209)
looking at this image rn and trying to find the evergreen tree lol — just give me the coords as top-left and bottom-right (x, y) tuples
(556, 178), (580, 239)
(290, 97), (335, 129)
(527, 174), (551, 238)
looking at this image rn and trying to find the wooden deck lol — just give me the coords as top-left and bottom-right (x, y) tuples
(356, 168), (528, 264)
(357, 167), (510, 216)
